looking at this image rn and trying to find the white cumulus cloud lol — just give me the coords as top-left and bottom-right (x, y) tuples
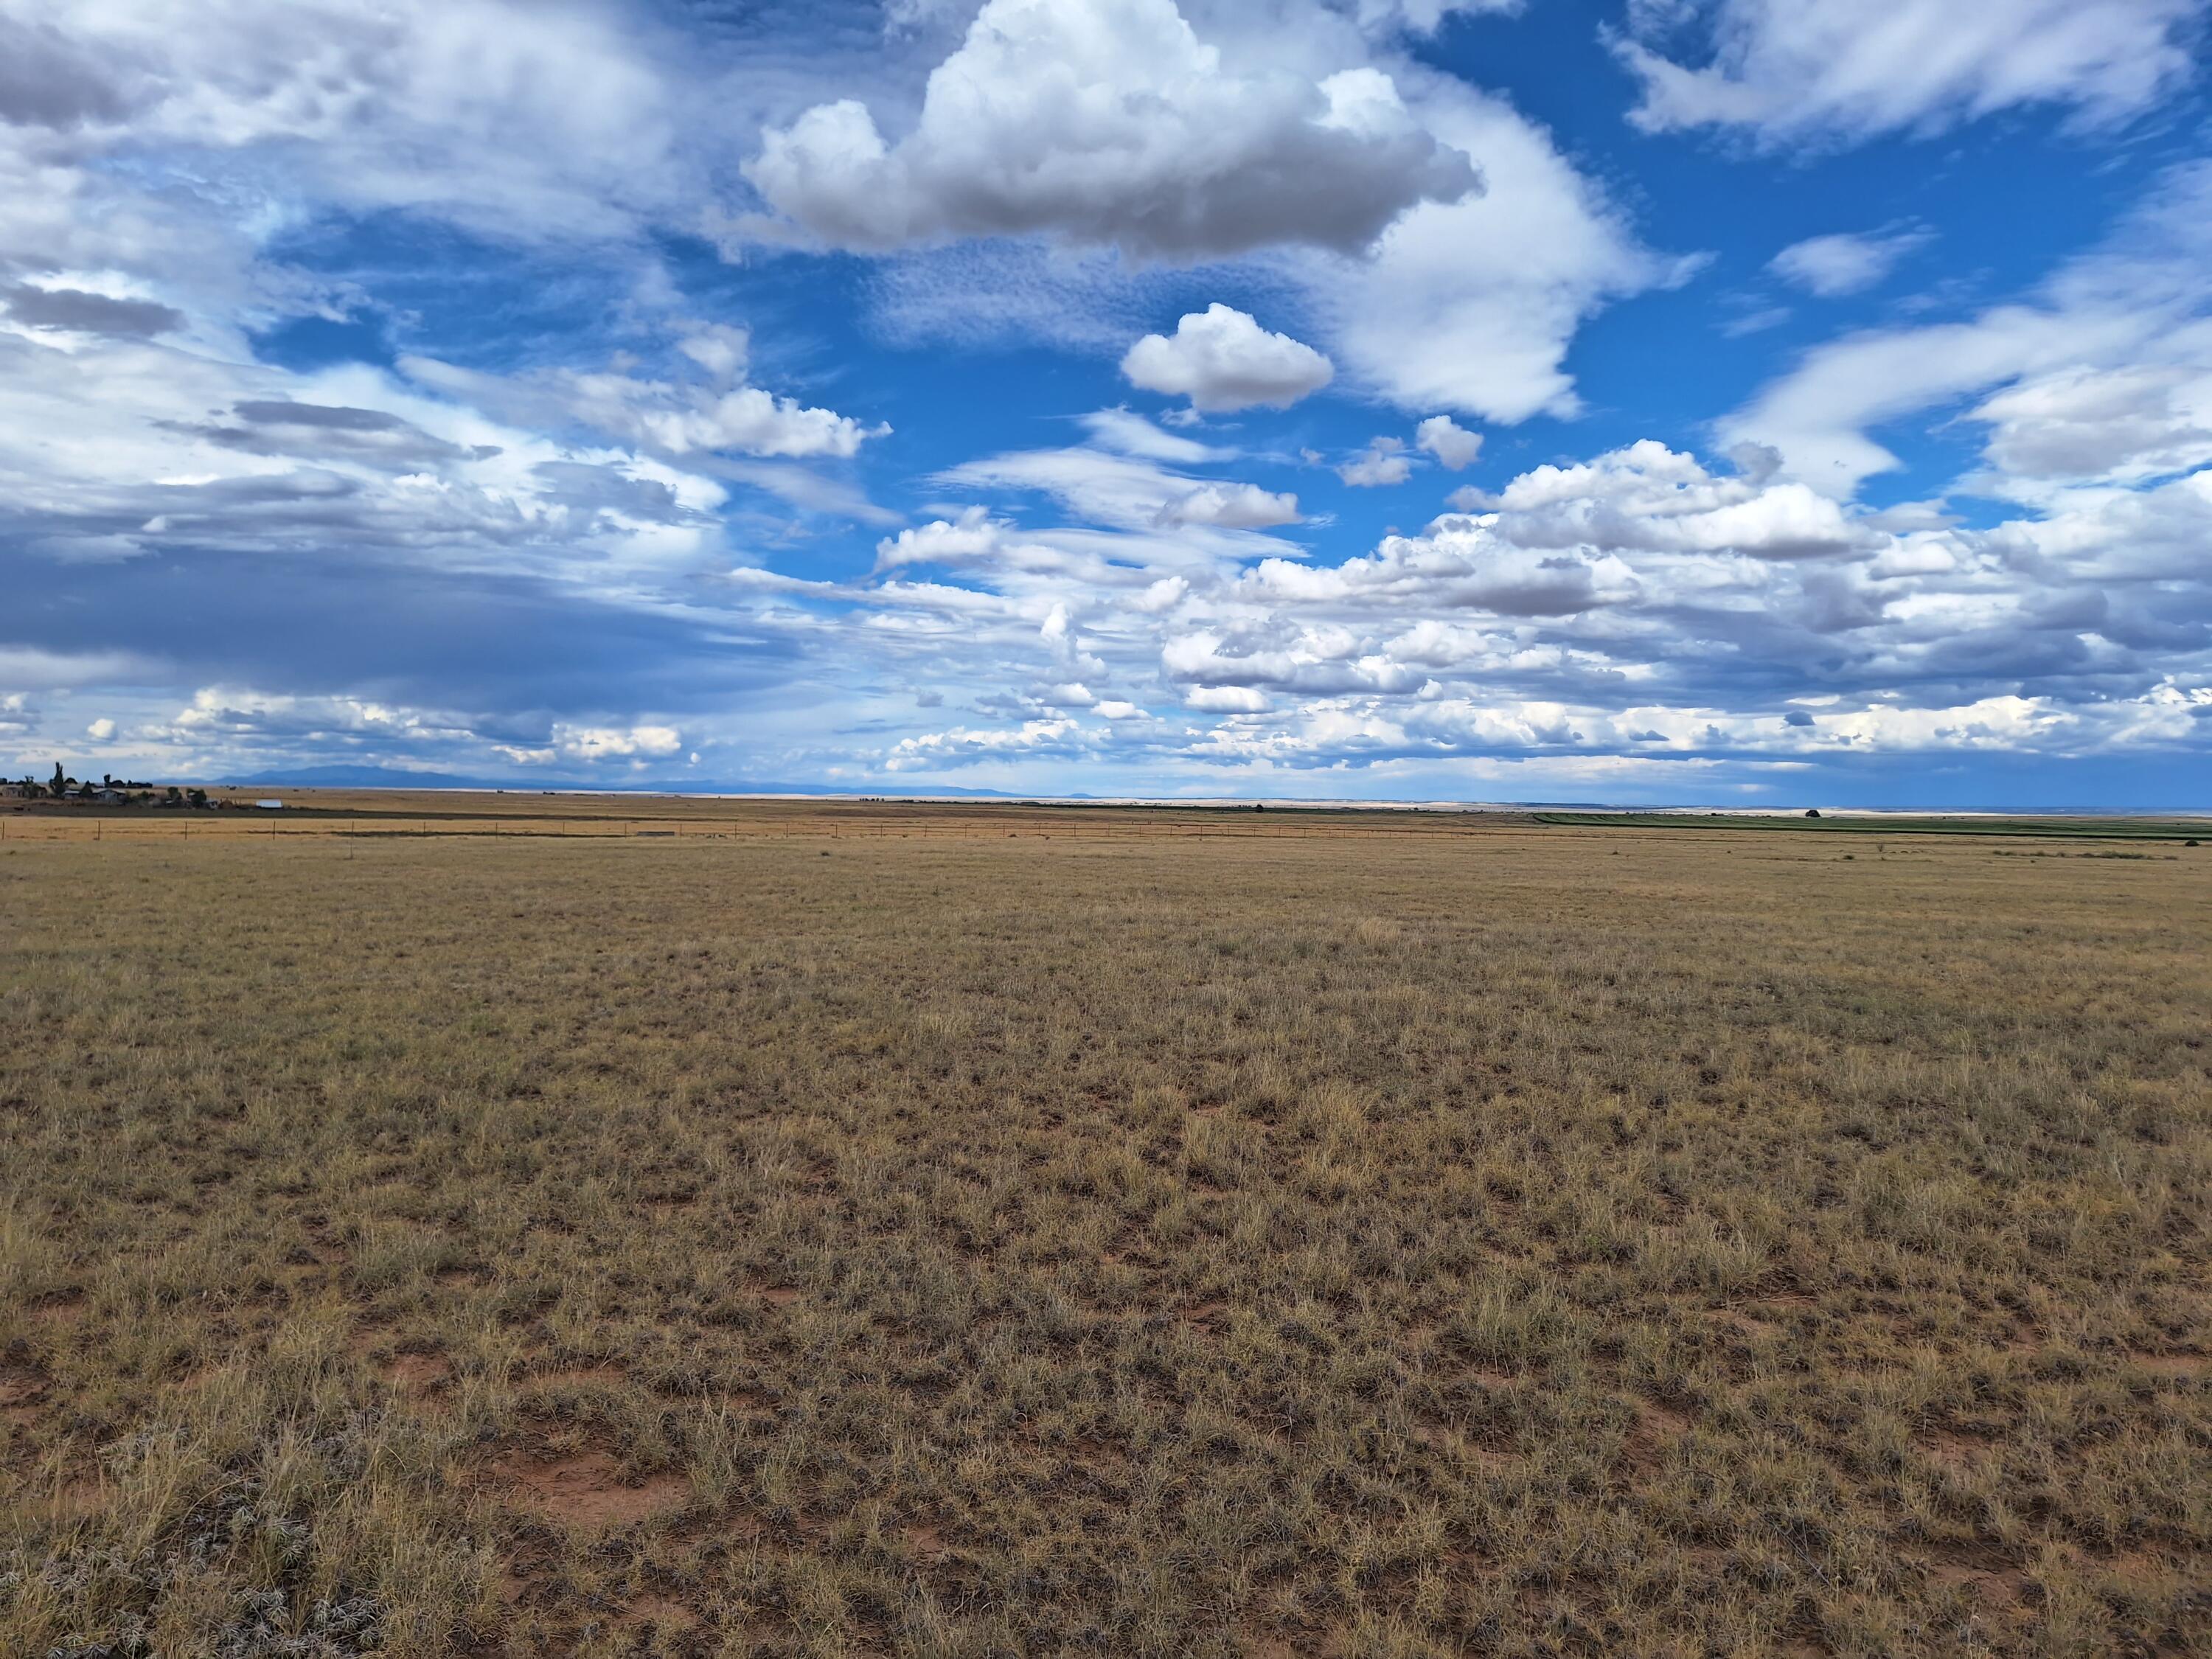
(1301, 71), (1677, 422)
(1157, 481), (1304, 527)
(1415, 414), (1483, 469)
(741, 0), (1478, 260)
(1121, 304), (1335, 411)
(402, 356), (887, 462)
(1339, 437), (1412, 487)
(558, 723), (682, 759)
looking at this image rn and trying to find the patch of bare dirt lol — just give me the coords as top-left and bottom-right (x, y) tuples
(1621, 1396), (1694, 1477)
(1921, 1540), (2028, 1604)
(1460, 1364), (1525, 1388)
(352, 1327), (455, 1402)
(1921, 1428), (1997, 1471)
(1182, 1301), (1229, 1336)
(29, 1290), (85, 1325)
(627, 1593), (700, 1632)
(1705, 1307), (1783, 1341)
(386, 1351), (453, 1396)
(491, 1447), (689, 1528)
(1, 1363), (51, 1426)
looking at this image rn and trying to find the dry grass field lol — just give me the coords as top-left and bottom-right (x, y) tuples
(4, 801), (2211, 1657)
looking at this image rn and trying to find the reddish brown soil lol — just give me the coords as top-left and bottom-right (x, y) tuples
(490, 1447), (689, 1528)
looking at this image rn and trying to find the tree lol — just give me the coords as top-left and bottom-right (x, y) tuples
(50, 762), (65, 799)
(187, 788), (208, 810)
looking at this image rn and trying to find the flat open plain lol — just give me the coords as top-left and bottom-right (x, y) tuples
(4, 799), (2211, 1656)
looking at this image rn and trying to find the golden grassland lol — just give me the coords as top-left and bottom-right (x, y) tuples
(2, 790), (1548, 844)
(3, 804), (2211, 1657)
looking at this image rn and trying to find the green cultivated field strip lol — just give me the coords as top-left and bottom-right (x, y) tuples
(1536, 811), (2211, 841)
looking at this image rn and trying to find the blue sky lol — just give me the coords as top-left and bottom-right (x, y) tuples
(5, 0), (2211, 807)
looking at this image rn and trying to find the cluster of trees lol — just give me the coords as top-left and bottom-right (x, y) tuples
(15, 764), (207, 808)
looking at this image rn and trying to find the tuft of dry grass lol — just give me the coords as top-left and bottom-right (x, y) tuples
(3, 805), (2211, 1656)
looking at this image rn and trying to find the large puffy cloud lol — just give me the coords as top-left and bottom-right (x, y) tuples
(826, 8), (1671, 426)
(1615, 0), (2204, 147)
(741, 0), (1479, 260)
(1299, 70), (1678, 420)
(1470, 440), (1871, 557)
(1121, 304), (1334, 410)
